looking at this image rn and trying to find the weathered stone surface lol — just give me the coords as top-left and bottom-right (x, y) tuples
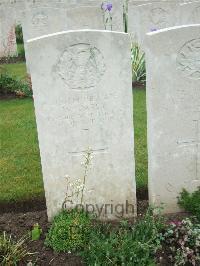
(66, 6), (105, 30)
(24, 0), (123, 31)
(66, 0), (124, 31)
(22, 7), (67, 41)
(146, 24), (200, 213)
(128, 1), (179, 45)
(22, 6), (68, 72)
(0, 0), (25, 24)
(0, 7), (18, 57)
(27, 30), (136, 220)
(180, 1), (200, 25)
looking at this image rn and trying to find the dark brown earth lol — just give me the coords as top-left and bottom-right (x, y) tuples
(0, 93), (16, 100)
(0, 210), (84, 265)
(0, 197), (46, 215)
(0, 199), (149, 265)
(132, 81), (145, 89)
(0, 195), (191, 266)
(0, 56), (25, 64)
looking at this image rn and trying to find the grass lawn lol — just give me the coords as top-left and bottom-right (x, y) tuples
(133, 89), (148, 189)
(0, 63), (148, 203)
(0, 98), (44, 203)
(0, 62), (27, 80)
(17, 43), (25, 56)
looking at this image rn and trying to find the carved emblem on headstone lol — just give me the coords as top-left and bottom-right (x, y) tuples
(32, 12), (48, 26)
(56, 43), (106, 90)
(149, 8), (169, 28)
(177, 38), (200, 80)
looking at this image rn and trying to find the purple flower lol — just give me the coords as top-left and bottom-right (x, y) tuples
(102, 2), (113, 12)
(150, 28), (157, 32)
(169, 220), (182, 226)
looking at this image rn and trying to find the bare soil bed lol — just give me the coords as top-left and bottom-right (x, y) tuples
(0, 197), (190, 265)
(0, 209), (83, 265)
(0, 199), (149, 265)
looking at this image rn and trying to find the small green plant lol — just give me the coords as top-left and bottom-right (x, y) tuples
(31, 223), (42, 241)
(131, 43), (146, 85)
(160, 218), (200, 265)
(178, 187), (200, 221)
(80, 207), (164, 265)
(45, 209), (92, 253)
(0, 72), (32, 97)
(0, 232), (29, 265)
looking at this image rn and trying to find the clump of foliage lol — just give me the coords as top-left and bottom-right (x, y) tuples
(0, 232), (29, 265)
(45, 209), (92, 252)
(178, 187), (200, 221)
(0, 73), (32, 97)
(80, 208), (164, 265)
(160, 218), (200, 265)
(131, 43), (146, 86)
(15, 25), (24, 44)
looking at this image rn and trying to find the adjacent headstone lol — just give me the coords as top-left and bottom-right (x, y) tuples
(0, 0), (25, 25)
(26, 0), (124, 30)
(14, 0), (26, 25)
(180, 1), (200, 25)
(25, 0), (123, 31)
(22, 7), (68, 72)
(25, 0), (66, 9)
(128, 1), (179, 45)
(66, 6), (105, 30)
(22, 7), (67, 41)
(0, 7), (18, 58)
(27, 30), (136, 220)
(146, 24), (200, 213)
(66, 0), (124, 31)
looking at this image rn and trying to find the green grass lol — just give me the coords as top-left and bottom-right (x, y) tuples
(0, 63), (147, 203)
(0, 63), (27, 80)
(0, 98), (44, 202)
(17, 43), (24, 54)
(134, 88), (148, 189)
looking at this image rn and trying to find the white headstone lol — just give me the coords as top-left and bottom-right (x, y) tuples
(66, 0), (124, 31)
(146, 24), (200, 213)
(25, 0), (124, 31)
(22, 7), (68, 72)
(25, 0), (66, 9)
(14, 0), (26, 25)
(0, 0), (25, 25)
(22, 7), (67, 41)
(66, 6), (104, 30)
(128, 1), (179, 45)
(0, 7), (18, 57)
(27, 30), (136, 220)
(180, 1), (200, 25)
